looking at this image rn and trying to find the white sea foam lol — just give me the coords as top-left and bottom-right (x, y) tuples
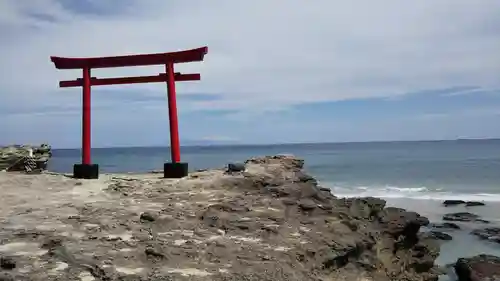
(323, 183), (500, 202)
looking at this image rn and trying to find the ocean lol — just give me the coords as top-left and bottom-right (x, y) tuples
(48, 140), (500, 278)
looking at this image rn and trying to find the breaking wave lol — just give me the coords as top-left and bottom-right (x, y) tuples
(324, 184), (500, 202)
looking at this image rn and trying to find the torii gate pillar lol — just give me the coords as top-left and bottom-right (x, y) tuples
(163, 62), (186, 178)
(76, 66), (97, 179)
(50, 47), (208, 179)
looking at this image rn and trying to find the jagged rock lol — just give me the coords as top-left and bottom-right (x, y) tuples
(0, 154), (442, 281)
(409, 238), (440, 273)
(454, 255), (500, 281)
(0, 144), (51, 172)
(471, 227), (500, 244)
(443, 212), (489, 223)
(443, 200), (466, 206)
(378, 207), (429, 239)
(345, 197), (386, 219)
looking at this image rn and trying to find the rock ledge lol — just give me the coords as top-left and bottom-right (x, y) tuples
(0, 155), (440, 281)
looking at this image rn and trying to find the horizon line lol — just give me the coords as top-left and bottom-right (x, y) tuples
(49, 137), (500, 150)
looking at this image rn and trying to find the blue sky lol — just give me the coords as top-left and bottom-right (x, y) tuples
(1, 1), (500, 148)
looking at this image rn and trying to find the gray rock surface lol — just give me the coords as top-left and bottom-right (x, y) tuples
(0, 144), (51, 172)
(0, 155), (441, 281)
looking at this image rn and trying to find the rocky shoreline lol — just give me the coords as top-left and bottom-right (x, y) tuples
(0, 155), (497, 280)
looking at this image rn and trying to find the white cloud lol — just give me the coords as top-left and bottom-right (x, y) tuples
(1, 0), (499, 112)
(1, 0), (500, 146)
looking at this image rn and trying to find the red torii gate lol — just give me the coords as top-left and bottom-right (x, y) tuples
(50, 47), (208, 179)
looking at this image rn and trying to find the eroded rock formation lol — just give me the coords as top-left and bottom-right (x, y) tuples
(0, 155), (441, 280)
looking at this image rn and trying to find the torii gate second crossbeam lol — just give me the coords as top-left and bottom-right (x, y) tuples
(50, 47), (208, 179)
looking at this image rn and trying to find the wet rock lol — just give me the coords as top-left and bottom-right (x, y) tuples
(429, 222), (461, 230)
(0, 256), (15, 270)
(443, 212), (489, 223)
(454, 254), (500, 281)
(466, 201), (486, 207)
(443, 200), (466, 206)
(471, 227), (500, 243)
(425, 231), (453, 241)
(140, 212), (157, 222)
(227, 163), (245, 172)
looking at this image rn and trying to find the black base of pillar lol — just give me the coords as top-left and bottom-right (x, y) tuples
(163, 162), (188, 178)
(73, 164), (99, 179)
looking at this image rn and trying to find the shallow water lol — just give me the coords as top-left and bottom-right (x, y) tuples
(385, 199), (500, 265)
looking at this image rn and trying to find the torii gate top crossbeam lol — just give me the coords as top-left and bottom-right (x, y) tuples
(50, 47), (208, 69)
